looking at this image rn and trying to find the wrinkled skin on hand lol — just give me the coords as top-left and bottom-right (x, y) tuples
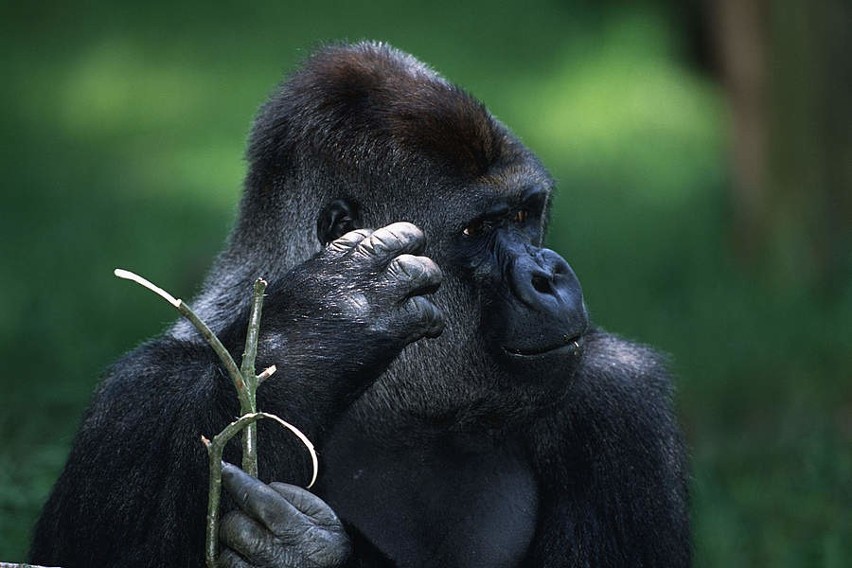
(218, 464), (351, 568)
(259, 222), (444, 383)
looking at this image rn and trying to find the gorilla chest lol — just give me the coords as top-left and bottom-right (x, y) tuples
(320, 439), (539, 567)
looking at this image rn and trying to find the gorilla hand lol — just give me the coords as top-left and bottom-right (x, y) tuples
(325, 221), (444, 341)
(218, 463), (351, 568)
(262, 222), (444, 383)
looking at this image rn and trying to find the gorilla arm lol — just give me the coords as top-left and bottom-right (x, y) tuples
(215, 223), (444, 568)
(30, 223), (442, 568)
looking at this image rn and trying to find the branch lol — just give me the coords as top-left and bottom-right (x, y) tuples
(241, 278), (268, 380)
(114, 269), (318, 568)
(257, 365), (277, 383)
(201, 412), (318, 568)
(113, 269), (247, 399)
(238, 278), (268, 477)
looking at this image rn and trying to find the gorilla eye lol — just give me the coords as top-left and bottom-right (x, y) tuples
(514, 210), (528, 224)
(462, 219), (486, 237)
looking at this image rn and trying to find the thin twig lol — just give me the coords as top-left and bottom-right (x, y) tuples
(114, 269), (317, 568)
(257, 365), (277, 383)
(114, 269), (248, 399)
(113, 269), (180, 307)
(241, 279), (268, 379)
(239, 278), (268, 477)
(201, 412), (318, 568)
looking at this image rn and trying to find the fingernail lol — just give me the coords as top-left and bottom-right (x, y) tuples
(221, 461), (238, 479)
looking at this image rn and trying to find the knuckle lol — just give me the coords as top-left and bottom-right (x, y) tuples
(369, 232), (395, 253)
(401, 295), (426, 316)
(220, 510), (242, 535)
(384, 221), (423, 242)
(406, 296), (439, 320)
(389, 254), (423, 279)
(400, 297), (445, 339)
(415, 256), (442, 283)
(358, 222), (424, 257)
(220, 512), (262, 551)
(426, 314), (446, 337)
(305, 530), (353, 567)
(386, 255), (442, 287)
(354, 236), (384, 259)
(217, 548), (246, 568)
(328, 228), (373, 254)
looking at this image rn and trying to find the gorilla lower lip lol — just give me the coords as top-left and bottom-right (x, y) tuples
(504, 336), (583, 357)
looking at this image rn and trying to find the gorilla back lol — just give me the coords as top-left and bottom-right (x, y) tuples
(31, 42), (690, 567)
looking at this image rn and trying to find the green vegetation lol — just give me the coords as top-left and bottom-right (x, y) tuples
(1, 1), (848, 564)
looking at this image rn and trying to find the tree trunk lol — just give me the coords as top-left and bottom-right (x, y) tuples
(712, 0), (851, 292)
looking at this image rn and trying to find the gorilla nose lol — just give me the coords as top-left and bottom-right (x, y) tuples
(530, 256), (569, 297)
(513, 248), (588, 334)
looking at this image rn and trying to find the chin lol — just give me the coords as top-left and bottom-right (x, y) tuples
(492, 335), (587, 389)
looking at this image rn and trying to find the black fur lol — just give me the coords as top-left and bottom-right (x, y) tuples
(31, 42), (690, 567)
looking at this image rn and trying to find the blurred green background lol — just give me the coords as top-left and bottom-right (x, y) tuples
(1, 0), (849, 565)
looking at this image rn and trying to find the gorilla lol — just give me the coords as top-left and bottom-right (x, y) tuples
(30, 42), (690, 567)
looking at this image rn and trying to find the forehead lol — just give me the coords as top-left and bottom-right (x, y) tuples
(464, 156), (553, 206)
(478, 159), (553, 197)
(401, 161), (552, 232)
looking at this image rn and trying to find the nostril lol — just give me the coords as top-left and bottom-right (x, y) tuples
(531, 274), (553, 295)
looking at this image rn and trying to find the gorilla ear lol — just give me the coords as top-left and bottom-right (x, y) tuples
(317, 199), (362, 245)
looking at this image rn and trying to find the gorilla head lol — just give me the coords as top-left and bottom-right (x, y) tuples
(189, 42), (589, 424)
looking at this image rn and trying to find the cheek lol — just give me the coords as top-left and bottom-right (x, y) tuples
(442, 234), (498, 280)
(431, 278), (482, 340)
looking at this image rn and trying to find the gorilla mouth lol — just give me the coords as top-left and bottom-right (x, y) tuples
(503, 335), (584, 358)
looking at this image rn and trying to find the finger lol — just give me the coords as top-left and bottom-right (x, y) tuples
(221, 462), (301, 536)
(326, 228), (373, 256)
(398, 295), (445, 342)
(383, 254), (442, 299)
(220, 511), (280, 565)
(221, 504), (351, 567)
(353, 222), (426, 263)
(269, 482), (345, 528)
(217, 545), (256, 568)
(258, 488), (353, 566)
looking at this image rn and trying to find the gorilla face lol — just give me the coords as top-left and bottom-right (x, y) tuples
(317, 181), (589, 392)
(451, 183), (588, 367)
